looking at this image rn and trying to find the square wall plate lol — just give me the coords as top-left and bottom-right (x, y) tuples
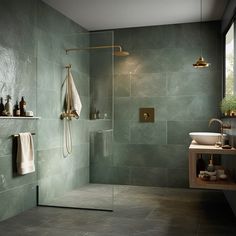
(139, 108), (154, 123)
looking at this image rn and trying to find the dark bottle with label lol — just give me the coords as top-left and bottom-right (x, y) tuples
(0, 97), (4, 116)
(19, 97), (26, 116)
(13, 100), (20, 116)
(96, 110), (100, 119)
(196, 155), (206, 175)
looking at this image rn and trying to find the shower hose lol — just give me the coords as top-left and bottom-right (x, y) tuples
(63, 117), (72, 157)
(63, 67), (73, 157)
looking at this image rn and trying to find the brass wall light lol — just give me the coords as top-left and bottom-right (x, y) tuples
(193, 0), (210, 68)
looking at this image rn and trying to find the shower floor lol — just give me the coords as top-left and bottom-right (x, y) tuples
(41, 184), (114, 210)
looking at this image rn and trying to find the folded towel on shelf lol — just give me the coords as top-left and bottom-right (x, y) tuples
(66, 71), (82, 118)
(16, 132), (35, 175)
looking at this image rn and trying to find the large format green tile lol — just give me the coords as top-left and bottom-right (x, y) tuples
(37, 119), (62, 150)
(167, 120), (216, 145)
(130, 121), (167, 145)
(0, 183), (37, 221)
(37, 89), (61, 119)
(167, 168), (189, 188)
(165, 95), (220, 121)
(37, 57), (58, 91)
(115, 25), (165, 51)
(91, 75), (112, 99)
(114, 120), (130, 143)
(114, 98), (131, 120)
(0, 155), (37, 192)
(131, 73), (166, 97)
(114, 74), (131, 97)
(0, 0), (36, 56)
(130, 167), (168, 187)
(90, 51), (113, 77)
(113, 144), (188, 169)
(167, 70), (221, 96)
(90, 164), (114, 184)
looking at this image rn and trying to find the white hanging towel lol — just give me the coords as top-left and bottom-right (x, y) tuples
(66, 71), (82, 118)
(16, 133), (35, 175)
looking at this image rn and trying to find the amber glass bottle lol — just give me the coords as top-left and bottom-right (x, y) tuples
(19, 97), (26, 116)
(0, 97), (4, 116)
(14, 100), (20, 116)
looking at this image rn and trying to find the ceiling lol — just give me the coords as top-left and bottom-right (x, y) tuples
(43, 0), (229, 31)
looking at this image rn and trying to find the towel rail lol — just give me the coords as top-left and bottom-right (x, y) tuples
(12, 133), (36, 137)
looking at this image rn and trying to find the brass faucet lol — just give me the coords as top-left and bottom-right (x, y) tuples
(209, 118), (231, 147)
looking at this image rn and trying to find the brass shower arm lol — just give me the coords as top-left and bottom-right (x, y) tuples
(65, 45), (122, 54)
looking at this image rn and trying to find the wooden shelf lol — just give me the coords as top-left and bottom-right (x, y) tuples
(190, 177), (236, 191)
(189, 141), (236, 191)
(0, 116), (41, 120)
(189, 141), (236, 155)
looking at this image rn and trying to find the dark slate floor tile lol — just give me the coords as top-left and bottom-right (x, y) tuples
(0, 185), (235, 236)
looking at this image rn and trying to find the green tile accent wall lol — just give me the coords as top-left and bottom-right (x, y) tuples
(112, 22), (222, 187)
(0, 0), (38, 221)
(0, 0), (90, 221)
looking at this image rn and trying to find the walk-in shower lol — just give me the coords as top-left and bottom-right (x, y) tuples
(37, 31), (119, 211)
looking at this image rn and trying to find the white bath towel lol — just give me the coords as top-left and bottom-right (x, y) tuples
(16, 133), (35, 175)
(66, 71), (82, 118)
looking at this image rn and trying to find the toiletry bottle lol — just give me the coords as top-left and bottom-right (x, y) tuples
(5, 95), (13, 116)
(19, 96), (26, 116)
(207, 156), (215, 172)
(196, 155), (205, 175)
(96, 110), (100, 119)
(13, 100), (20, 117)
(92, 109), (97, 120)
(0, 97), (4, 116)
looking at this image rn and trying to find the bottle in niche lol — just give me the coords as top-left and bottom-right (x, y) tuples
(13, 100), (20, 116)
(0, 97), (4, 116)
(19, 96), (26, 116)
(5, 95), (13, 116)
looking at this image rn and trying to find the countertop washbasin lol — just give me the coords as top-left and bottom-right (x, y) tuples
(189, 132), (225, 145)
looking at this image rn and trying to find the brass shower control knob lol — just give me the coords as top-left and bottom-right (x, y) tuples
(139, 108), (154, 123)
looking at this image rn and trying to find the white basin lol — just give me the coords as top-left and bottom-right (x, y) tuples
(189, 132), (225, 145)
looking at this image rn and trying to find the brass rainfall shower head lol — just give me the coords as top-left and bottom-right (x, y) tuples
(113, 46), (129, 57)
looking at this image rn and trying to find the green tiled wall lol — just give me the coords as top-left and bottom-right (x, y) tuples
(111, 22), (222, 187)
(0, 0), (90, 220)
(0, 0), (38, 221)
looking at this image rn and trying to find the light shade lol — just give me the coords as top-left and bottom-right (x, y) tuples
(193, 56), (210, 68)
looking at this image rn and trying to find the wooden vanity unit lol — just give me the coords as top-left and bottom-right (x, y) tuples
(189, 141), (236, 190)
